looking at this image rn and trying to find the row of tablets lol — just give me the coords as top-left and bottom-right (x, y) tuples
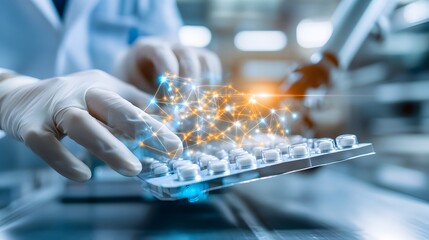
(140, 134), (359, 182)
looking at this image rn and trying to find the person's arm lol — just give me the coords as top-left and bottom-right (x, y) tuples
(0, 70), (183, 181)
(282, 0), (398, 97)
(0, 68), (18, 81)
(322, 0), (397, 69)
(0, 68), (37, 98)
(115, 0), (222, 94)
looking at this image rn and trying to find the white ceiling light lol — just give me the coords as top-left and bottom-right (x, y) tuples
(179, 26), (212, 48)
(297, 19), (332, 48)
(234, 31), (287, 52)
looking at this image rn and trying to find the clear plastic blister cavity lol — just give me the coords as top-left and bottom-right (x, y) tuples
(137, 134), (374, 201)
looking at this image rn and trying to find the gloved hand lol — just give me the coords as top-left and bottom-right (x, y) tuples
(117, 38), (222, 94)
(279, 52), (343, 136)
(280, 52), (339, 99)
(0, 70), (183, 181)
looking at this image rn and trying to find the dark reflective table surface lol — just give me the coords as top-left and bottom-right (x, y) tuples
(2, 164), (429, 240)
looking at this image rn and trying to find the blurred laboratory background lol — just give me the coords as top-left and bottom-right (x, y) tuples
(177, 0), (429, 200)
(2, 0), (429, 239)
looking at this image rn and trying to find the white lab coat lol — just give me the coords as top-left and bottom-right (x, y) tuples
(0, 0), (182, 168)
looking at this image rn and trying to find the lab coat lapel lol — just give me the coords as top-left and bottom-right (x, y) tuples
(54, 0), (100, 75)
(64, 0), (100, 31)
(30, 0), (61, 30)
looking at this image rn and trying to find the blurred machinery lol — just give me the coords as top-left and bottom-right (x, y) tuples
(177, 0), (429, 200)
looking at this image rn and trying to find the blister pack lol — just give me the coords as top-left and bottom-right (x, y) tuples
(137, 134), (374, 201)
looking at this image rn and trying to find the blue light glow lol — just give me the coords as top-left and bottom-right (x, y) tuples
(178, 184), (208, 203)
(159, 75), (167, 83)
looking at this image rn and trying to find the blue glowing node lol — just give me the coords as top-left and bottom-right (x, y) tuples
(150, 98), (156, 104)
(159, 75), (167, 83)
(292, 113), (298, 120)
(260, 118), (265, 124)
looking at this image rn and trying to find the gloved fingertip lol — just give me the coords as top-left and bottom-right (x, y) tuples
(116, 156), (143, 177)
(164, 135), (184, 158)
(69, 168), (92, 182)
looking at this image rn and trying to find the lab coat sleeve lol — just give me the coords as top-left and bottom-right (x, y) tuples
(135, 0), (183, 40)
(112, 0), (183, 78)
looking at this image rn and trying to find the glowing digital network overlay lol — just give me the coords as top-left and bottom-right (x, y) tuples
(138, 73), (302, 157)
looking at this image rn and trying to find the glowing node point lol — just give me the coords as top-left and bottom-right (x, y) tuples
(159, 75), (167, 83)
(150, 98), (156, 104)
(270, 109), (276, 114)
(249, 96), (257, 104)
(292, 112), (298, 120)
(234, 121), (241, 127)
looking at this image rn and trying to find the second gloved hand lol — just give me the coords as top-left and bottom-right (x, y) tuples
(117, 38), (222, 94)
(0, 70), (183, 181)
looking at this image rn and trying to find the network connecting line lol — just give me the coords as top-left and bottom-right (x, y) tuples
(141, 73), (301, 154)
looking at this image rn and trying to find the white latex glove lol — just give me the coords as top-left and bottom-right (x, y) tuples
(0, 70), (183, 181)
(117, 38), (222, 94)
